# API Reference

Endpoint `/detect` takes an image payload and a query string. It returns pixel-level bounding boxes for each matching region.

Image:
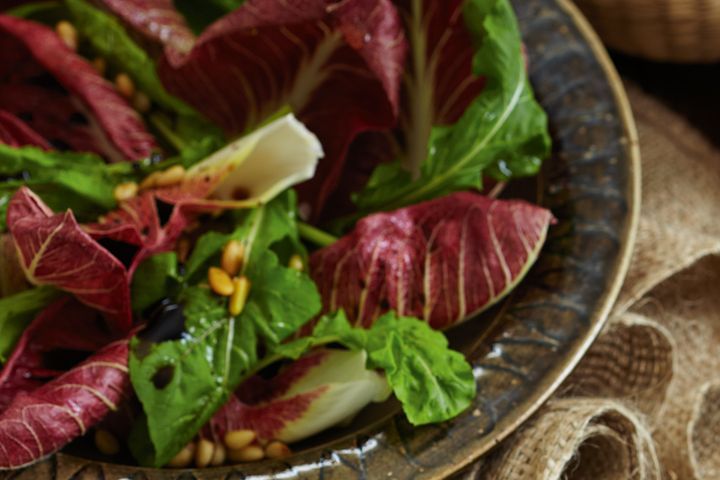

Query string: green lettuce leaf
[129,286,259,466]
[0,145,129,229]
[354,0,550,212]
[311,311,476,425]
[129,193,320,466]
[0,286,60,362]
[131,252,180,312]
[184,190,304,283]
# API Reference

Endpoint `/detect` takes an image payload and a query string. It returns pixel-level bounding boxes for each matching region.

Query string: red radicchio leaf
[204,349,390,444]
[309,192,555,330]
[317,130,398,223]
[157,0,406,219]
[397,0,486,174]
[84,191,201,275]
[0,337,130,470]
[93,0,195,56]
[0,15,156,162]
[7,187,132,332]
[0,110,50,149]
[0,297,119,410]
[318,0,486,217]
[203,351,329,443]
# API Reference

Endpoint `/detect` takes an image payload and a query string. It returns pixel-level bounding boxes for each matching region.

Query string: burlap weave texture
[460,81,720,480]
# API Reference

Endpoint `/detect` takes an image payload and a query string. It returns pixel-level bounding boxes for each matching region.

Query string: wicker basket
[574,0,720,63]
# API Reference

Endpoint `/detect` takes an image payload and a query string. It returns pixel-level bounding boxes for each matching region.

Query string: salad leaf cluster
[0,0,552,471]
[129,192,475,466]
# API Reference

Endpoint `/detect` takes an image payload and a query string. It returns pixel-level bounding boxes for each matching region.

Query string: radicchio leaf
[84,191,190,275]
[0,336,130,470]
[0,297,118,410]
[0,15,156,162]
[0,110,50,149]
[204,349,390,443]
[310,192,554,330]
[7,187,132,332]
[93,0,196,56]
[157,0,406,218]
[398,0,486,175]
[354,0,551,212]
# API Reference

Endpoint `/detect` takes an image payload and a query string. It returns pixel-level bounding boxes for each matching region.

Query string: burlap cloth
[457,72,720,479]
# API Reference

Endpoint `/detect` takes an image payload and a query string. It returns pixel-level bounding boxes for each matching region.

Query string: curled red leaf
[0,15,156,162]
[0,110,50,149]
[310,192,555,330]
[85,191,191,275]
[158,0,406,218]
[204,349,388,444]
[0,297,119,411]
[204,351,328,443]
[7,187,132,332]
[0,337,130,470]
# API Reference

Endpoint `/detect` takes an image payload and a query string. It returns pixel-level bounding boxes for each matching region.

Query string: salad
[0,0,553,471]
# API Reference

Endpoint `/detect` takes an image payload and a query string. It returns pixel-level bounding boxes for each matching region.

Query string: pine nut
[265,441,291,459]
[155,165,186,188]
[167,442,195,468]
[288,254,304,272]
[224,429,256,450]
[221,240,245,276]
[113,182,138,202]
[209,267,234,297]
[229,276,251,316]
[139,171,160,190]
[132,92,151,113]
[194,438,214,468]
[227,445,264,463]
[92,57,107,76]
[115,73,135,99]
[211,442,226,466]
[94,429,120,456]
[55,21,78,50]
